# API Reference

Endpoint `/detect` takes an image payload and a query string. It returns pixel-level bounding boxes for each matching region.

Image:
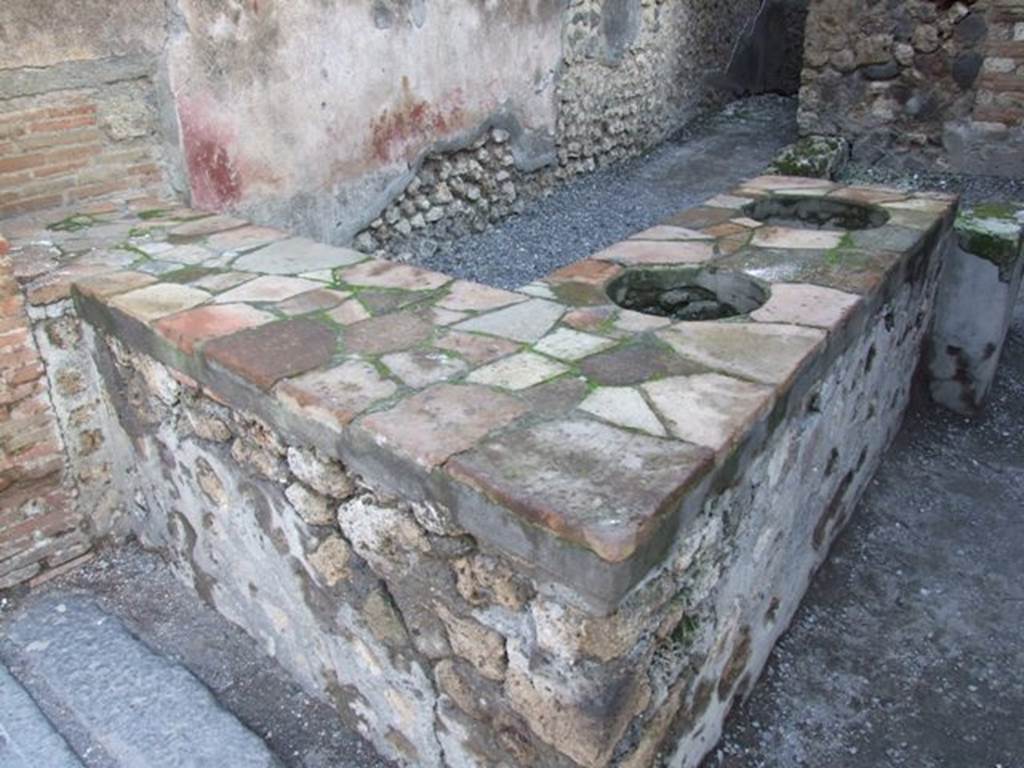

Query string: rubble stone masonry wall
[357,0,761,255]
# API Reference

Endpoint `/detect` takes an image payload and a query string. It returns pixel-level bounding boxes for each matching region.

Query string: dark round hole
[743,195,889,230]
[606,267,768,321]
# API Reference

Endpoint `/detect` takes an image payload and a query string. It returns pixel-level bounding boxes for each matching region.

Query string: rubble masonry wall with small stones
[353,0,761,258]
[73,229,945,768]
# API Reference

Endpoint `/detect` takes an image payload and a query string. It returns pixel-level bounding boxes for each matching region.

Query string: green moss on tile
[47,214,99,232]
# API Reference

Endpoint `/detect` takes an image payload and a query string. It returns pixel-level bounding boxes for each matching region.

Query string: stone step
[0,596,281,768]
[0,664,83,768]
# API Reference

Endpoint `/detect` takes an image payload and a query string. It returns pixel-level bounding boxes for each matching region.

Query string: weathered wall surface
[357,0,762,254]
[799,0,1024,175]
[0,0,174,217]
[165,0,565,243]
[164,0,761,250]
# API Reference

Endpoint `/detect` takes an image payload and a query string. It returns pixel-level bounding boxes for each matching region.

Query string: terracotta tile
[434,330,521,364]
[276,288,350,316]
[593,240,715,266]
[751,227,845,250]
[467,352,568,390]
[578,387,667,437]
[358,383,528,469]
[380,349,469,388]
[155,303,275,354]
[751,283,861,330]
[579,337,707,386]
[533,327,617,361]
[168,215,247,240]
[437,280,526,312]
[215,275,322,304]
[190,271,256,293]
[337,259,451,291]
[452,299,565,343]
[343,310,434,355]
[446,417,713,562]
[203,318,339,390]
[74,271,156,300]
[644,374,775,455]
[546,259,623,286]
[275,359,398,432]
[327,299,372,326]
[563,305,617,332]
[206,225,289,253]
[657,321,825,386]
[234,237,365,274]
[109,283,211,322]
[629,225,714,241]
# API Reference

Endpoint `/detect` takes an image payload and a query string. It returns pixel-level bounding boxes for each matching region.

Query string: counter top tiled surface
[2,177,957,607]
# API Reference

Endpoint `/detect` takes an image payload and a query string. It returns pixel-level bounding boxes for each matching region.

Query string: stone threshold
[10,178,956,614]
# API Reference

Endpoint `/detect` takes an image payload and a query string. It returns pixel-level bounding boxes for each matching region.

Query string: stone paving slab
[0,597,279,768]
[234,237,365,274]
[358,383,528,470]
[0,665,82,768]
[204,318,339,390]
[452,298,565,342]
[657,321,826,387]
[447,418,714,562]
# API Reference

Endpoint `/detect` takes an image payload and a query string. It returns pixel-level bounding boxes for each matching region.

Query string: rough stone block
[928,203,1024,414]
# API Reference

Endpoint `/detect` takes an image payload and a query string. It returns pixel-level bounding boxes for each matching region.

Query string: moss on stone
[955,204,1022,279]
[162,266,218,284]
[767,135,849,180]
[824,232,856,265]
[47,213,99,232]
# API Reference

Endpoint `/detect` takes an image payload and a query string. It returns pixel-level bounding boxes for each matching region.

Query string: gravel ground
[708,290,1024,768]
[839,162,1024,207]
[406,95,797,289]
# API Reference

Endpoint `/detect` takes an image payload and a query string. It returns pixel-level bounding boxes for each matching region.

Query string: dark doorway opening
[724,0,810,96]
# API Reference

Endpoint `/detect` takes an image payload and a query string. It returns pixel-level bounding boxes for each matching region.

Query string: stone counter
[5,177,955,767]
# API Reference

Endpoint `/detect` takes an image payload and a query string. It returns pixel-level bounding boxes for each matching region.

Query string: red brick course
[973,1,1024,127]
[0,92,167,218]
[0,249,87,589]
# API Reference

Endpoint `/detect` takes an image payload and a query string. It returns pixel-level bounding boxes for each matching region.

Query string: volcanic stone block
[928,204,1024,415]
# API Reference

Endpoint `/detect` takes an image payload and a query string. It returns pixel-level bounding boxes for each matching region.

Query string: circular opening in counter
[743,195,889,230]
[606,267,768,321]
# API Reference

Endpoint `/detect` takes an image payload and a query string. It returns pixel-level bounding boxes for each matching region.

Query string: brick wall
[0,244,89,589]
[974,2,1024,126]
[0,89,167,219]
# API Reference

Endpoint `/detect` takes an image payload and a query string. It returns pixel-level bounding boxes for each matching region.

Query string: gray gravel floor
[407,95,798,289]
[839,162,1024,207]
